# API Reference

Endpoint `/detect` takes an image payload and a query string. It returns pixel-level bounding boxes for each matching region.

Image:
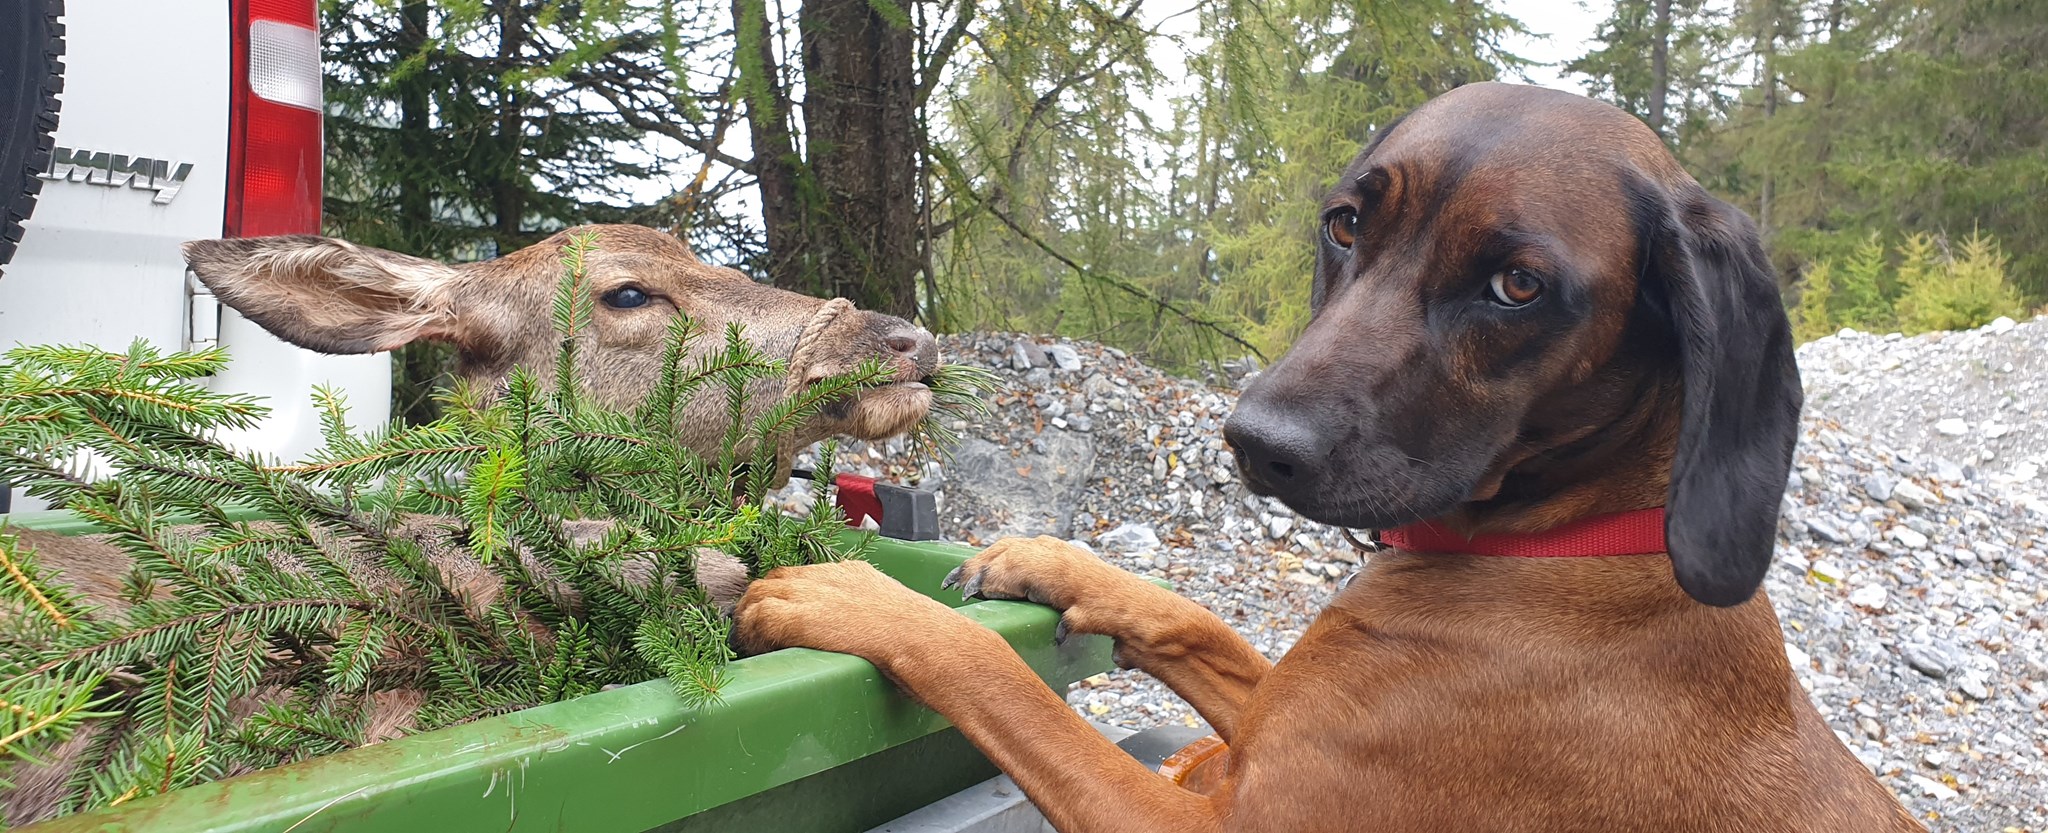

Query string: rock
[1005,340,1044,371]
[1080,373,1119,400]
[1811,561,1846,583]
[1958,675,1994,702]
[1892,480,1940,510]
[1848,584,1888,610]
[1097,523,1161,553]
[1932,458,1966,483]
[1901,642,1957,679]
[1936,418,1970,437]
[1907,774,1960,801]
[944,434,1095,539]
[1267,515,1294,540]
[1864,474,1896,502]
[1045,344,1083,372]
[1986,315,2017,334]
[1806,516,1846,543]
[1889,526,1930,549]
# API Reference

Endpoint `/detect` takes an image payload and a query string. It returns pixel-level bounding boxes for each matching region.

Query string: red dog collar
[1379,508,1667,557]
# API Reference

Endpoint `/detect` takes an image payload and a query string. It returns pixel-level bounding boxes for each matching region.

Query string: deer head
[181,224,939,470]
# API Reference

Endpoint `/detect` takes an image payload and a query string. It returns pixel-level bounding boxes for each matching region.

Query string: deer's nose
[878,319,939,378]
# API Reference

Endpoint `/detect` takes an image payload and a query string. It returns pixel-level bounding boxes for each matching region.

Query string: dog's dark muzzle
[1223,393,1335,502]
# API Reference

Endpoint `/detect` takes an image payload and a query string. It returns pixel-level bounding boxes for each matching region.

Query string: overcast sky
[1502,0,1609,91]
[620,1,1612,215]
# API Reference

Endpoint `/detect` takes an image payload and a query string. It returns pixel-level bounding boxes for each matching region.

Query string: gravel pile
[795,318,2048,832]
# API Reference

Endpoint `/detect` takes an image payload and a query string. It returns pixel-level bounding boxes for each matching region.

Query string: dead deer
[1,225,943,823]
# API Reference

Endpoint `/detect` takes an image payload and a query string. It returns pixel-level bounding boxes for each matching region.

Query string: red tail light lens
[226,0,322,238]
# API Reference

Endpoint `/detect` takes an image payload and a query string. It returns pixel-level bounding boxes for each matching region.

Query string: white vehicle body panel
[1,2,390,510]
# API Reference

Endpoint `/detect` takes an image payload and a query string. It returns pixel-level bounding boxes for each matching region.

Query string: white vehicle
[1,0,390,513]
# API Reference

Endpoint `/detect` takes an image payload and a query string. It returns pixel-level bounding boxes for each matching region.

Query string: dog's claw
[960,572,985,599]
[941,566,964,590]
[1053,616,1071,646]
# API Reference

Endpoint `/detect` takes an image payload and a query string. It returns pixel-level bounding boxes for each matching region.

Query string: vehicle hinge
[185,270,220,352]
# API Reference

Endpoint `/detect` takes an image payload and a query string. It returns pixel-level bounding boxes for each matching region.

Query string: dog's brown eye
[1324,210,1359,249]
[1488,269,1543,307]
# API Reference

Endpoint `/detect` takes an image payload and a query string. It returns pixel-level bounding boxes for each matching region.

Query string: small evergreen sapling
[0,231,992,821]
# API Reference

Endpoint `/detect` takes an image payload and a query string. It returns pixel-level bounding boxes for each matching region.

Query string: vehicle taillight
[226,0,321,238]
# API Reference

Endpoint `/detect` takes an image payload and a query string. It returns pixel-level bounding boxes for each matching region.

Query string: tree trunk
[797,0,921,318]
[1648,0,1671,137]
[1757,0,1783,287]
[734,0,811,293]
[491,0,527,252]
[397,0,431,241]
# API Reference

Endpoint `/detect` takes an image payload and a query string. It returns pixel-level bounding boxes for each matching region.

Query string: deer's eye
[1487,269,1544,307]
[602,287,650,309]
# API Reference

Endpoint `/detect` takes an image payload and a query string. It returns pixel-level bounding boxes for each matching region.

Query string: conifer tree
[0,233,993,821]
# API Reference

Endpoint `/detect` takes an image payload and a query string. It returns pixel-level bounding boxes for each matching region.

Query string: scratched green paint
[6,510,1117,833]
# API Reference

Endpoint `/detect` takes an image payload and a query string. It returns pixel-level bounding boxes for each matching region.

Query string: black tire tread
[0,0,67,275]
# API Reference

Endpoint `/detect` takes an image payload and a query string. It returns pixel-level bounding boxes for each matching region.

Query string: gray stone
[1097,523,1161,553]
[1900,642,1957,679]
[942,434,1095,539]
[1045,344,1083,372]
[1892,480,1940,510]
[1005,340,1041,371]
[1807,517,1846,543]
[1848,584,1888,610]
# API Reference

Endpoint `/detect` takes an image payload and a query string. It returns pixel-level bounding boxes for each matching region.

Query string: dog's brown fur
[734,84,1925,831]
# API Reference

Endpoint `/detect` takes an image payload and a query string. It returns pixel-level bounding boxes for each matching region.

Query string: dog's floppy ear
[1633,179,1804,607]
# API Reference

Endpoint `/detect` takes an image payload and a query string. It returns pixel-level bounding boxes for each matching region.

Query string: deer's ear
[182,235,466,354]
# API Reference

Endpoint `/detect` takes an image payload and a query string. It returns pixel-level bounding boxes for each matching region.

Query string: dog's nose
[1223,405,1331,498]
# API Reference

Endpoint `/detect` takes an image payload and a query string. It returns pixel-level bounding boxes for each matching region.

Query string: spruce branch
[0,231,997,821]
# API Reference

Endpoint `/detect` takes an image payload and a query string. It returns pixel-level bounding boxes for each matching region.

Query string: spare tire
[0,0,66,276]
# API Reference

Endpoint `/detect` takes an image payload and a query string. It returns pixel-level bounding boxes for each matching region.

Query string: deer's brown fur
[3,224,936,825]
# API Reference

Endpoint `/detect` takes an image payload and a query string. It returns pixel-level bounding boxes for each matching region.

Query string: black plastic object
[790,468,941,541]
[0,0,65,275]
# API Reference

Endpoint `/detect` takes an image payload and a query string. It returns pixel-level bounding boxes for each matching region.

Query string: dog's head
[1223,82,1802,607]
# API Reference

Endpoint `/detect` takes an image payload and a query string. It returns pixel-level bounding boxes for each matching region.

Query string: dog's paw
[940,536,1145,644]
[733,559,959,661]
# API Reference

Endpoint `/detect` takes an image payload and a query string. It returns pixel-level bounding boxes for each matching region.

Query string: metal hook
[1341,527,1383,554]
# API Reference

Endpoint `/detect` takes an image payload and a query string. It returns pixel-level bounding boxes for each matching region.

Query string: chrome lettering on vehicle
[39,147,194,205]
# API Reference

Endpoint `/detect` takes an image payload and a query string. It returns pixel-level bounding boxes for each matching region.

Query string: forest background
[314,0,2046,421]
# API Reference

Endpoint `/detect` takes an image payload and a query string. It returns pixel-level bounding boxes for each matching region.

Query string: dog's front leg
[736,560,1221,833]
[943,536,1272,740]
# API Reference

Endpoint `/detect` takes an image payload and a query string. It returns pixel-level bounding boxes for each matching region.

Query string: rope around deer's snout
[785,297,857,397]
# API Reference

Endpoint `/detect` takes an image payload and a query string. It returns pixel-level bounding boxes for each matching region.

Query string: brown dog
[735,83,1925,832]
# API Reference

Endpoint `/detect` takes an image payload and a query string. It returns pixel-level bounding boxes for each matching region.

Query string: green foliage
[1895,233,2030,334]
[929,0,1528,371]
[1792,231,2027,341]
[0,236,988,821]
[1585,0,2048,303]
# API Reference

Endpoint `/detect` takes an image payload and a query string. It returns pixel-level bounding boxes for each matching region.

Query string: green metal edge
[3,513,1116,833]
